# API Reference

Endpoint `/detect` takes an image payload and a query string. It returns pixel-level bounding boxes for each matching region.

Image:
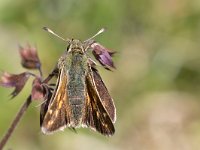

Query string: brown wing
[91,67,116,123]
[41,68,71,134]
[40,66,59,126]
[83,67,115,136]
[40,87,52,127]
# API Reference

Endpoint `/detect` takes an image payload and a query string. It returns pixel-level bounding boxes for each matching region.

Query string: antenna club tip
[97,28,106,35]
[101,27,107,32]
[102,28,106,31]
[43,27,49,31]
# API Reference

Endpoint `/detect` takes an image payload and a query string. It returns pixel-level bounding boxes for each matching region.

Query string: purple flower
[0,72,30,98]
[90,42,115,70]
[19,45,41,69]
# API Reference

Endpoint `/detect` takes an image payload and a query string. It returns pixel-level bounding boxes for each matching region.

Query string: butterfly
[40,28,116,136]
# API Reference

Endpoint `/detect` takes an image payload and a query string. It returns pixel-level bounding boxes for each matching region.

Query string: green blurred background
[1,0,200,149]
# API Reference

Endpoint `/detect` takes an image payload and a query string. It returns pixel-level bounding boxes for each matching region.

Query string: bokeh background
[0,0,200,150]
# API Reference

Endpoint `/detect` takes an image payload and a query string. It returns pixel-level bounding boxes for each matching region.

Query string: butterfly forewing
[41,68,71,134]
[83,66,115,136]
[91,67,116,123]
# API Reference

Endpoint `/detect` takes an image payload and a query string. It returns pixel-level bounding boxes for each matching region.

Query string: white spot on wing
[41,125,67,135]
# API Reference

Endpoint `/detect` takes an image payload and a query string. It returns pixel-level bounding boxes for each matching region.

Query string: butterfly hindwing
[40,89,51,127]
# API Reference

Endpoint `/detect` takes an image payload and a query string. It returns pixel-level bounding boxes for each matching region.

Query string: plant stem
[0,95,32,150]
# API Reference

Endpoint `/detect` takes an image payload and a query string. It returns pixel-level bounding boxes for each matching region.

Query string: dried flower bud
[19,45,41,69]
[90,42,115,70]
[0,72,30,98]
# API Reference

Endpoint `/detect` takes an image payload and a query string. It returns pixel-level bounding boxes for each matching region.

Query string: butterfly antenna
[43,27,70,42]
[84,28,106,42]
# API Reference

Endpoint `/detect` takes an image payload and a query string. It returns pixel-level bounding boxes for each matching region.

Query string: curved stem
[0,95,32,150]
